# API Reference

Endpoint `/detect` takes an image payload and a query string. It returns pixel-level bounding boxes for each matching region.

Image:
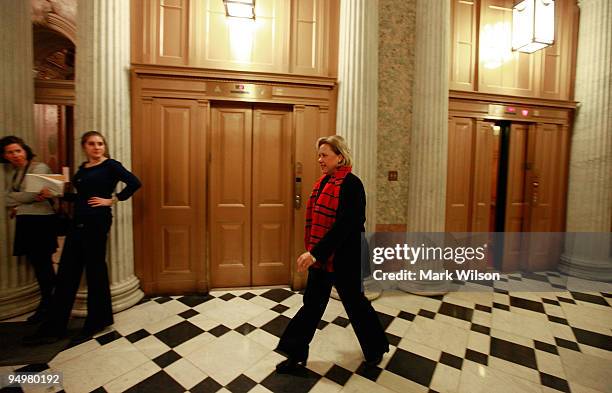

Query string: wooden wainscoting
[131,65,336,294]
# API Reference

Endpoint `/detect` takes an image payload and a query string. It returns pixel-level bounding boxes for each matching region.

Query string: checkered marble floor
[1,271,611,393]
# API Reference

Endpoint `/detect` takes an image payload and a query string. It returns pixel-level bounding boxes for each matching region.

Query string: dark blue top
[68,159,141,217]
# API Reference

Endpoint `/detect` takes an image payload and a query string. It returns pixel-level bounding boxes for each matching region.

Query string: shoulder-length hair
[0,135,35,163]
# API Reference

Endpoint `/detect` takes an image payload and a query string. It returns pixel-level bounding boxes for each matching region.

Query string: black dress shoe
[26,309,48,324]
[364,353,383,366]
[275,358,306,374]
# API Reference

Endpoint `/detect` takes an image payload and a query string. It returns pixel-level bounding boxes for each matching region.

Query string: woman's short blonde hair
[317,135,353,167]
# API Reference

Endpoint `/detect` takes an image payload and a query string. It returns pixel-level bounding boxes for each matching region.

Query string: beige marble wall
[376,0,417,226]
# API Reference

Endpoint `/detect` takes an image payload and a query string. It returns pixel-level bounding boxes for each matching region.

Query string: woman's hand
[35,187,54,201]
[297,252,316,273]
[88,197,113,207]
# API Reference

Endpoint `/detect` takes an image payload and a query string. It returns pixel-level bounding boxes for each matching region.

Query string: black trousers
[277,267,389,361]
[27,251,56,310]
[42,215,114,335]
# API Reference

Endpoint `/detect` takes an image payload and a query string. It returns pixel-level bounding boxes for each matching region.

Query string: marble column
[399,0,450,294]
[336,0,379,232]
[72,0,143,316]
[0,1,40,319]
[559,0,612,281]
[333,0,379,300]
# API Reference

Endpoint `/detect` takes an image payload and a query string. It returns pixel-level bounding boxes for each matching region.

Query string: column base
[0,282,39,320]
[559,253,612,282]
[72,275,144,317]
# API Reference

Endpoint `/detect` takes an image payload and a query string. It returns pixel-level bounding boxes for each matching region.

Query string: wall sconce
[223,0,255,19]
[512,0,555,53]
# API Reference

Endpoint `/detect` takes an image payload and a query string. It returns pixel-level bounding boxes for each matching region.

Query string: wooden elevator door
[210,103,293,288]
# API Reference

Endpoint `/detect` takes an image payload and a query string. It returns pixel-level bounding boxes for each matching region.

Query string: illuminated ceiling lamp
[223,0,256,19]
[512,0,555,53]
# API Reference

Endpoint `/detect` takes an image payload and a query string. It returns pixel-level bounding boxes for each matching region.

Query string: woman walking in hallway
[24,131,141,344]
[276,135,389,373]
[1,136,58,323]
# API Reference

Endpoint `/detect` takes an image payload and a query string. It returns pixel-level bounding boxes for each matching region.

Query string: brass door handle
[532,181,539,205]
[294,176,302,209]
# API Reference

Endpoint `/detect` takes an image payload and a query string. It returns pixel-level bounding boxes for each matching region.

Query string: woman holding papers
[275,136,389,373]
[1,136,57,323]
[25,131,141,345]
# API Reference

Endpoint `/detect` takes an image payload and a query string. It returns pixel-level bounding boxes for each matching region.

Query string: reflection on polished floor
[1,272,611,393]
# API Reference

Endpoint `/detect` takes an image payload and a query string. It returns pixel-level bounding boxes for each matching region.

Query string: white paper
[23,174,66,196]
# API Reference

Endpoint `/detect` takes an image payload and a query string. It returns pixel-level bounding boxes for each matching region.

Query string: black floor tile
[397,311,416,321]
[208,324,231,338]
[439,352,463,370]
[557,297,576,305]
[465,349,488,366]
[317,320,329,330]
[509,296,545,314]
[177,294,214,307]
[123,371,184,393]
[386,332,401,347]
[355,362,382,382]
[234,323,257,336]
[226,375,257,393]
[494,288,509,295]
[89,388,107,393]
[154,296,173,304]
[542,298,561,306]
[178,309,199,319]
[154,320,205,348]
[492,303,510,311]
[324,365,352,386]
[190,377,223,393]
[0,385,25,393]
[261,288,295,303]
[490,337,537,369]
[470,323,490,335]
[153,350,181,368]
[438,302,474,322]
[571,327,612,351]
[547,315,569,325]
[554,337,580,352]
[570,292,609,307]
[261,315,292,338]
[540,372,571,393]
[240,292,257,300]
[125,329,151,343]
[332,316,350,328]
[534,340,559,355]
[95,330,122,346]
[385,348,437,388]
[417,309,436,319]
[271,304,290,314]
[475,304,492,313]
[14,364,48,373]
[219,293,236,301]
[260,366,321,393]
[521,272,549,283]
[376,312,395,330]
[602,292,612,298]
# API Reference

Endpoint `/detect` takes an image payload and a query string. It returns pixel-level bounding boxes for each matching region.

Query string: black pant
[27,251,56,311]
[277,267,389,361]
[42,215,114,335]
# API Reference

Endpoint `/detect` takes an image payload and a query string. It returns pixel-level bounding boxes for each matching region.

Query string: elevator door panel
[210,106,253,287]
[252,108,292,285]
[210,104,292,288]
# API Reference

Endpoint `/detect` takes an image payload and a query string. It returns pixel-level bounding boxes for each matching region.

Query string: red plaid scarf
[304,166,352,272]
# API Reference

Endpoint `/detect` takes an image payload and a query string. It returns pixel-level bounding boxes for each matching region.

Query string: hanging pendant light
[512,0,555,53]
